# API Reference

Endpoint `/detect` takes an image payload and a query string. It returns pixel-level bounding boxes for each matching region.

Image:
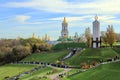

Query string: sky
[0,0,120,40]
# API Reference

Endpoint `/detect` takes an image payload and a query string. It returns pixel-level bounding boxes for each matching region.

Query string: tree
[106,25,116,47]
[101,31,108,47]
[12,45,30,61]
[32,44,37,53]
[85,27,92,47]
[78,34,86,43]
[116,33,120,42]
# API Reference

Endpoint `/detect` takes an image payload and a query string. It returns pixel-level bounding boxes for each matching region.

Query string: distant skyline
[0,0,120,40]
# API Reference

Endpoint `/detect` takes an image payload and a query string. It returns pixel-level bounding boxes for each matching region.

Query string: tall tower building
[92,15,101,48]
[32,33,35,38]
[61,17,68,38]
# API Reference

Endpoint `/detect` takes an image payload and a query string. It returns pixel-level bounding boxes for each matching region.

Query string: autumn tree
[101,31,108,47]
[78,34,86,43]
[106,25,116,47]
[0,39,31,64]
[85,27,92,47]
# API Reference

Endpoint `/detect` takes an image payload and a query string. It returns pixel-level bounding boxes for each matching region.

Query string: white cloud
[14,15,31,23]
[95,15,120,24]
[2,0,120,14]
[49,15,120,26]
[49,15,93,22]
[13,15,45,24]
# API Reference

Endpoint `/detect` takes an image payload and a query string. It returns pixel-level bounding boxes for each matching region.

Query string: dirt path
[49,68,71,80]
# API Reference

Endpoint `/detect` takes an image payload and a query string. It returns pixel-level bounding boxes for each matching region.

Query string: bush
[81,63,90,69]
[0,39,31,65]
[12,45,30,56]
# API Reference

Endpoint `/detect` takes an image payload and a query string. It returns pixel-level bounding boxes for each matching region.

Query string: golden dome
[63,17,67,23]
[95,15,98,20]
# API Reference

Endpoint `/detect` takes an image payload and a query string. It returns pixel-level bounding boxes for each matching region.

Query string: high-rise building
[92,15,101,48]
[61,17,68,38]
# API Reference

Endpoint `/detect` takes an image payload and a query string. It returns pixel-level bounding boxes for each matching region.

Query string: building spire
[32,33,35,38]
[63,17,67,23]
[95,15,98,20]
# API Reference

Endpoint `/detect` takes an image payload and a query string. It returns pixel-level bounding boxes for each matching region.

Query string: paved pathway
[62,48,83,61]
[49,68,71,80]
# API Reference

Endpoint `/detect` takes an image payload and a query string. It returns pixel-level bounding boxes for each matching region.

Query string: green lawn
[21,50,70,63]
[65,48,120,66]
[67,69,80,75]
[112,48,120,55]
[101,42,120,47]
[0,64,37,80]
[20,67,63,80]
[67,62,120,80]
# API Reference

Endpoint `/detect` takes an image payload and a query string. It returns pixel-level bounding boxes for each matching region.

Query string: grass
[20,67,63,80]
[21,50,70,63]
[67,62,120,80]
[52,42,86,50]
[101,42,120,47]
[67,69,80,75]
[112,48,120,55]
[65,48,120,66]
[21,48,120,66]
[0,64,37,80]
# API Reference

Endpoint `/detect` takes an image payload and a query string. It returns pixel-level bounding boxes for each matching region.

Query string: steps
[62,48,81,61]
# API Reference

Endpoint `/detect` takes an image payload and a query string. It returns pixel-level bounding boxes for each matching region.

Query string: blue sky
[0,0,120,40]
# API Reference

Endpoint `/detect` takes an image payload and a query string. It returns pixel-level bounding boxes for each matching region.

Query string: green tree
[32,44,37,53]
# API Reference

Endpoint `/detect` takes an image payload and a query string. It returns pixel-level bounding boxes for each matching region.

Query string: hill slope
[65,48,120,66]
[21,48,120,66]
[67,62,120,80]
[21,50,70,63]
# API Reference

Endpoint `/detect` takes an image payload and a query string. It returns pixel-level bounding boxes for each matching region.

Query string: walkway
[62,48,83,61]
[49,68,71,80]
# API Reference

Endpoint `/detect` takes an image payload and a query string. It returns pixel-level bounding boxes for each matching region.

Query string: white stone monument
[92,15,101,48]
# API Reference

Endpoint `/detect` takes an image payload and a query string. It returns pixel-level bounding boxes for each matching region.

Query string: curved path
[49,68,71,80]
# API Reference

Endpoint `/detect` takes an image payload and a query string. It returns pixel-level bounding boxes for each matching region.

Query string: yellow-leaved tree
[106,25,116,47]
[85,27,92,47]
